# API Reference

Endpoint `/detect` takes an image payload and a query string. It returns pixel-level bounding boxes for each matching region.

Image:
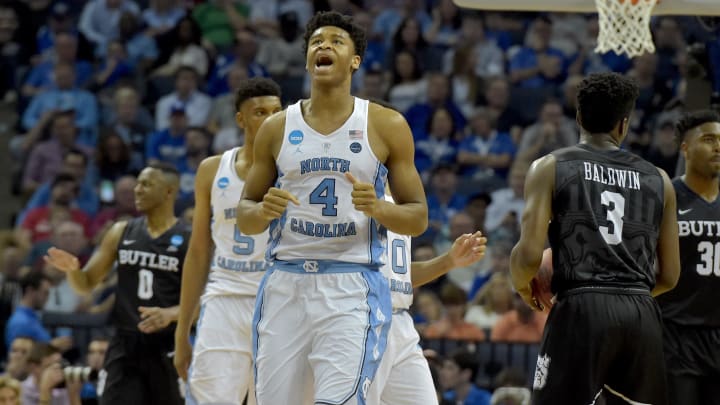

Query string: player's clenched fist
[346,172,381,217]
[259,187,300,220]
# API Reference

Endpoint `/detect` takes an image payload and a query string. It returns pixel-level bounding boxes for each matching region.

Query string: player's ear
[235,112,245,130]
[351,55,361,72]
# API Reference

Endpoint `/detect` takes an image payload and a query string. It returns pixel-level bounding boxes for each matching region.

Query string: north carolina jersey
[657,178,720,327]
[267,97,387,265]
[382,196,413,310]
[208,147,269,297]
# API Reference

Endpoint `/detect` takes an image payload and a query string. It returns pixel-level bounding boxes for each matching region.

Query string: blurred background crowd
[0,0,718,403]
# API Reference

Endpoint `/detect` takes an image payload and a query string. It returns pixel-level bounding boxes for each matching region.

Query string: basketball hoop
[594,0,659,57]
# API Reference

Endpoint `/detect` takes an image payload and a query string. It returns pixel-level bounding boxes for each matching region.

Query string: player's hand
[43,247,81,273]
[259,187,300,220]
[448,232,487,268]
[346,172,381,217]
[138,306,174,333]
[173,332,192,381]
[517,283,544,312]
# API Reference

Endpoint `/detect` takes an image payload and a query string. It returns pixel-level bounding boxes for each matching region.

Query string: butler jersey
[112,217,190,335]
[657,178,720,326]
[548,144,665,293]
[267,97,387,265]
[207,147,269,297]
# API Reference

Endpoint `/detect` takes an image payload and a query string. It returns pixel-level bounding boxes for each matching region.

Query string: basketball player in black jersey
[44,163,190,405]
[655,110,720,405]
[510,72,680,405]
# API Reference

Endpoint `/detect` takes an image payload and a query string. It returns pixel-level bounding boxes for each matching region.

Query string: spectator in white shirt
[154,66,211,130]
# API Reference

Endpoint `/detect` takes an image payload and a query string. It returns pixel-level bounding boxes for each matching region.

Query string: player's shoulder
[260,109,287,132]
[368,101,406,127]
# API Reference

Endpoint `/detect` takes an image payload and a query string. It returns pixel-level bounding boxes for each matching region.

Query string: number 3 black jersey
[657,178,720,327]
[111,217,191,335]
[548,144,665,293]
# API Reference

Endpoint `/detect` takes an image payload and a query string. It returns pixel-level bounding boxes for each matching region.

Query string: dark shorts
[99,332,183,405]
[663,321,720,405]
[532,288,668,405]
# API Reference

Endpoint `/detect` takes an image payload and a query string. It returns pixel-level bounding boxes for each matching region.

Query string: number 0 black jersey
[548,144,665,294]
[657,178,720,327]
[111,217,190,335]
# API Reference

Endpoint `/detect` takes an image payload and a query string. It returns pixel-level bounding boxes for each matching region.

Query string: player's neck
[145,206,178,237]
[579,133,620,150]
[235,145,253,179]
[308,81,354,116]
[682,170,720,202]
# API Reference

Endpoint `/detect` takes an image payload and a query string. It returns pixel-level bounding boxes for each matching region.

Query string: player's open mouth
[315,55,334,71]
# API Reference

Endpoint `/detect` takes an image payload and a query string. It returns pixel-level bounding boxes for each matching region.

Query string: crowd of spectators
[0,0,719,403]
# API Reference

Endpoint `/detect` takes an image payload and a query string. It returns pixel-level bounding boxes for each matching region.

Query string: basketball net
[594,0,658,57]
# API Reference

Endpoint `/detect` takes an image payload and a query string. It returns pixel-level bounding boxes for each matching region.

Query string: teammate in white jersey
[368,195,487,405]
[238,11,428,405]
[173,78,282,405]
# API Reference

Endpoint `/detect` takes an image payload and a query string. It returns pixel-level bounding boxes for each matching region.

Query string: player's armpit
[653,168,680,296]
[510,155,555,305]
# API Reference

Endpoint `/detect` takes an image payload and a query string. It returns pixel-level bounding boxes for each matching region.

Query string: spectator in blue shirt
[405,73,466,140]
[206,28,268,97]
[509,16,568,88]
[175,126,211,213]
[146,101,188,166]
[22,63,99,146]
[22,32,94,99]
[424,165,467,241]
[440,349,492,405]
[415,108,460,176]
[457,108,516,180]
[4,272,72,352]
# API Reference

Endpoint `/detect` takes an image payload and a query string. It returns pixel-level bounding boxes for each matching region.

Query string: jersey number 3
[599,191,625,245]
[697,241,720,276]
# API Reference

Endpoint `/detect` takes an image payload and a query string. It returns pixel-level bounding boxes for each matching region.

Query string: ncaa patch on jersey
[217,177,230,189]
[350,142,362,153]
[289,130,304,145]
[170,235,184,246]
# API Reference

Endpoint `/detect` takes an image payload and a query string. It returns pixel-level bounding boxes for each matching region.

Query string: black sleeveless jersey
[548,144,665,294]
[657,178,720,326]
[111,217,190,338]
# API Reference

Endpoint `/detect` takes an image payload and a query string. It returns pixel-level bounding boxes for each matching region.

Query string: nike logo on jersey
[123,240,135,245]
[679,209,693,215]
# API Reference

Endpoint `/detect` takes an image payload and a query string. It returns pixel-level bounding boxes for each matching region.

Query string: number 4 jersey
[548,144,665,294]
[268,97,387,265]
[113,217,191,335]
[657,178,720,327]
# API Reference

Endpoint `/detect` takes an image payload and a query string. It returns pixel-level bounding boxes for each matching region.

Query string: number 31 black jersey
[548,144,665,294]
[657,178,720,327]
[111,217,191,334]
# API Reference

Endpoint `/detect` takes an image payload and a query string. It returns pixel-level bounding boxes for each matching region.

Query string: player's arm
[411,232,487,287]
[367,105,428,236]
[175,156,219,338]
[44,222,126,295]
[652,168,680,297]
[509,155,555,310]
[237,113,298,234]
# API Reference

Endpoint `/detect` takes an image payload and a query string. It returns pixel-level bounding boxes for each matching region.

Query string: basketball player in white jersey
[237,11,428,405]
[369,207,487,405]
[173,78,282,405]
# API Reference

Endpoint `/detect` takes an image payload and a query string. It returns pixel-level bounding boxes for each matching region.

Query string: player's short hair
[448,348,480,382]
[146,162,180,187]
[303,11,366,60]
[675,109,720,142]
[20,272,49,295]
[234,77,282,112]
[576,72,640,134]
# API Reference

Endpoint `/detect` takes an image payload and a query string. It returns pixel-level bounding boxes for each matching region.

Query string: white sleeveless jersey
[381,195,414,310]
[207,147,269,297]
[267,97,388,265]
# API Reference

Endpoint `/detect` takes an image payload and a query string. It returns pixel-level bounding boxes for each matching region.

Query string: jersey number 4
[599,191,625,245]
[310,178,339,216]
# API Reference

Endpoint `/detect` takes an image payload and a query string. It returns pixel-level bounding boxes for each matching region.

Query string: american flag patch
[349,129,363,140]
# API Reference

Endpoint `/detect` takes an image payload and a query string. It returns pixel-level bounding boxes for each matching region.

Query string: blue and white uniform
[366,197,438,405]
[253,97,392,405]
[187,147,268,405]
